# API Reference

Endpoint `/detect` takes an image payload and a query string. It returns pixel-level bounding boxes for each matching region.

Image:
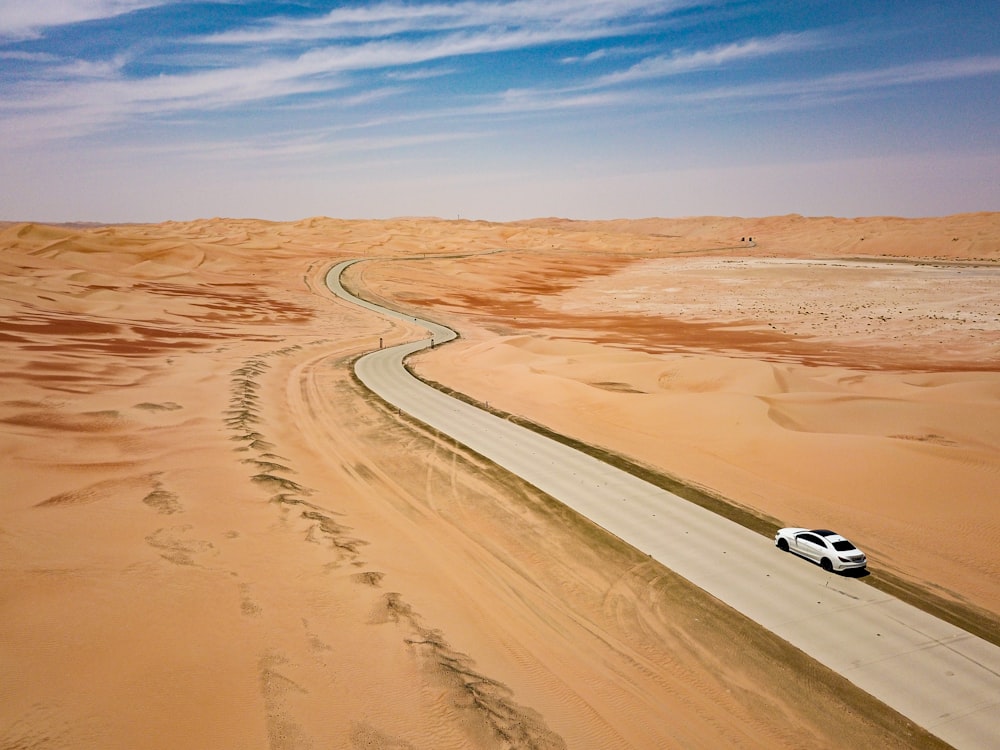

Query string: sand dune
[3,214,994,748]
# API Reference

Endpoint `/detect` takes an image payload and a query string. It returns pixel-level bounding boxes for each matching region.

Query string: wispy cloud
[0,0,168,40]
[100,124,490,164]
[384,66,457,82]
[593,32,827,87]
[677,55,1000,104]
[561,46,650,65]
[485,87,636,115]
[202,0,688,46]
[0,9,692,143]
[0,53,351,145]
[52,55,130,81]
[0,50,60,62]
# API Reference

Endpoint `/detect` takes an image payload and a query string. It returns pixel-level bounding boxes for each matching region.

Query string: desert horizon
[2,212,997,748]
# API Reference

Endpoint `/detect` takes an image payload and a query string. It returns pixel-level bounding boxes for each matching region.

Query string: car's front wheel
[820,557,833,572]
[777,538,789,552]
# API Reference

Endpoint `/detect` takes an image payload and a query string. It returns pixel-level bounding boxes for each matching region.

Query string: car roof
[781,528,857,546]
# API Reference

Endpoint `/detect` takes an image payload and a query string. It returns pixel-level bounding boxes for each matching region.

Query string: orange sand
[3,214,995,748]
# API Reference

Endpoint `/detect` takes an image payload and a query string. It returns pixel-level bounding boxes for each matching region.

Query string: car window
[832,540,857,552]
[798,533,822,545]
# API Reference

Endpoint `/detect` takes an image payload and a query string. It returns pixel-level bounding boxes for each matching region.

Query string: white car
[774,528,867,572]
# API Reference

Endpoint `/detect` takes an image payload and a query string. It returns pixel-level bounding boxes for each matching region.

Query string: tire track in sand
[226,339,568,749]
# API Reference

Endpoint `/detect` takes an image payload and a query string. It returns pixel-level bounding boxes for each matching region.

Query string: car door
[794,533,825,563]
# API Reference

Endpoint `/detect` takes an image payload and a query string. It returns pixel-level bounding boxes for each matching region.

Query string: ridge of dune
[512,212,999,260]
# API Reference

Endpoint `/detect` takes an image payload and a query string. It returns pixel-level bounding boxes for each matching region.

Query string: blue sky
[1,1,997,222]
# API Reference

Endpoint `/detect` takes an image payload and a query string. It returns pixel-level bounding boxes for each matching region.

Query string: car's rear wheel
[820,557,833,572]
[777,538,789,552]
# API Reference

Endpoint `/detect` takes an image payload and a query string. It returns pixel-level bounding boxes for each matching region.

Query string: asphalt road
[327,259,1000,750]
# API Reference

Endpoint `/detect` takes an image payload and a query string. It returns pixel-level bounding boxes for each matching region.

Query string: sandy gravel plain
[1,213,997,748]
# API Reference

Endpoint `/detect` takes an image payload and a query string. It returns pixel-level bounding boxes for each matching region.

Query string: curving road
[327,259,1000,750]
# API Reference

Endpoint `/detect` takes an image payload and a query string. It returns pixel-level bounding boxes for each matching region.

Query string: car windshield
[832,540,857,552]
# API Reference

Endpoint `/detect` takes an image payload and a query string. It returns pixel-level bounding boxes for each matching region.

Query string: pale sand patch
[544,257,1000,367]
[2,215,989,748]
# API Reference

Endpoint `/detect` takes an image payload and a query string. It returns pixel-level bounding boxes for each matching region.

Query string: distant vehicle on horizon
[775,528,867,572]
